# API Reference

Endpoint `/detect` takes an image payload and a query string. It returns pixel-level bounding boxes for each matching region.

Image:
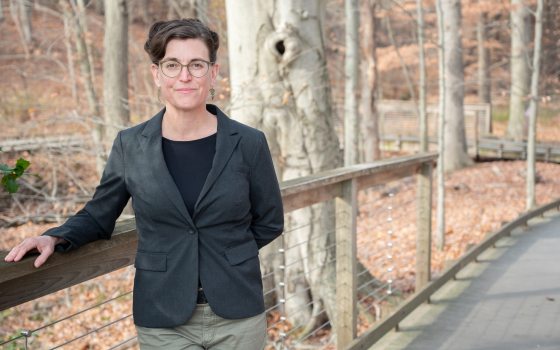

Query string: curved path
[371,210,560,350]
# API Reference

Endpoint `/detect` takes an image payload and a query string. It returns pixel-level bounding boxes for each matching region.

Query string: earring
[210,87,215,101]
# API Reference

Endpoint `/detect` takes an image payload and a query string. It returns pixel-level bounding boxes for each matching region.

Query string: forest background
[1,0,560,349]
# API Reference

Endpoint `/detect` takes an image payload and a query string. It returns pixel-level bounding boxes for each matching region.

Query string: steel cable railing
[106,335,138,350]
[50,313,133,349]
[0,290,133,348]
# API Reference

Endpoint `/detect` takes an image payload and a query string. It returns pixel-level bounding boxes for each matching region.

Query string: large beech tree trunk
[226,0,380,333]
[226,1,340,331]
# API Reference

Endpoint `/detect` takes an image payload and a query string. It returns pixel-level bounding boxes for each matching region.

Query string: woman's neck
[162,105,217,141]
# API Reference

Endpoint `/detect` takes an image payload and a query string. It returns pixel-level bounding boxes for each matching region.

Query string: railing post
[336,178,358,349]
[474,113,480,160]
[416,161,433,291]
[485,103,492,134]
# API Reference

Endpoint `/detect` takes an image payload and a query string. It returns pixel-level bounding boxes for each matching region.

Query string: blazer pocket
[134,251,167,272]
[225,240,259,265]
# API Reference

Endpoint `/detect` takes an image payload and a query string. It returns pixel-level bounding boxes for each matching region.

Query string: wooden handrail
[0,152,437,347]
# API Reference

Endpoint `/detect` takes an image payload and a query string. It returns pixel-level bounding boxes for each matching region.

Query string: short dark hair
[144,19,219,64]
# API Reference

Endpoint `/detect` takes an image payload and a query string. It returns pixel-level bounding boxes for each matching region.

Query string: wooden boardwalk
[381,135,560,164]
[369,210,560,350]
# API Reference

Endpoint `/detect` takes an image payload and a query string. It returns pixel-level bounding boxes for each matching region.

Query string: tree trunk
[508,0,531,141]
[417,0,427,153]
[140,0,151,25]
[9,0,31,56]
[168,0,196,19]
[93,0,104,15]
[345,0,359,166]
[196,0,208,24]
[17,0,32,44]
[359,0,380,162]
[385,15,416,102]
[129,0,150,24]
[477,10,491,104]
[442,0,471,172]
[103,0,129,147]
[526,0,544,210]
[227,0,381,334]
[62,6,78,104]
[61,0,103,175]
[436,0,446,250]
[76,0,95,85]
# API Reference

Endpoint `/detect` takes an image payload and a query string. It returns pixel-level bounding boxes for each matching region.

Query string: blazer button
[188,229,196,235]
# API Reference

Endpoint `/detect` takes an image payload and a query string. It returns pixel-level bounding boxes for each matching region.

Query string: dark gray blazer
[44,104,284,328]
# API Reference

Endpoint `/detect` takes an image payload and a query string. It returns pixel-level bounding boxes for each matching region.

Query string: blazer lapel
[193,106,241,216]
[138,108,195,226]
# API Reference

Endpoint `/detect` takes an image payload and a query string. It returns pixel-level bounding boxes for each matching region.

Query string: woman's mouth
[175,88,196,94]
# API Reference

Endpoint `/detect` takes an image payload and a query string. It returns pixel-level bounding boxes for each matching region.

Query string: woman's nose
[178,66,192,81]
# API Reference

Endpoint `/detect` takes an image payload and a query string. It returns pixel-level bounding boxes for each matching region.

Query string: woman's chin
[167,97,206,111]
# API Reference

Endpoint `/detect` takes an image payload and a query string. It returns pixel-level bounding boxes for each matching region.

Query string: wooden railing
[379,135,560,164]
[348,196,560,350]
[377,100,492,140]
[0,153,437,349]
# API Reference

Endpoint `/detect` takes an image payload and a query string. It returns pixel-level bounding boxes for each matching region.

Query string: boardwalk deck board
[370,211,560,350]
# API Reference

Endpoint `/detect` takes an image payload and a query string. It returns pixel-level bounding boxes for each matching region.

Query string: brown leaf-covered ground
[2,160,560,349]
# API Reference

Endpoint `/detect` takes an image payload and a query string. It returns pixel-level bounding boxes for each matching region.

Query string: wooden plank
[336,179,358,349]
[356,164,421,191]
[281,182,341,212]
[347,198,560,349]
[0,219,137,311]
[281,154,438,212]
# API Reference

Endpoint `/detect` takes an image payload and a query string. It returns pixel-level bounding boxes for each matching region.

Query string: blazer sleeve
[249,132,284,249]
[43,132,131,252]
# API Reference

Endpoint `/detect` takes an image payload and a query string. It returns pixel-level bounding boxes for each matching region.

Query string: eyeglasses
[159,59,213,78]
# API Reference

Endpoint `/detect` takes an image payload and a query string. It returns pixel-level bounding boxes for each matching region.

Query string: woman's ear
[210,63,220,86]
[151,64,161,87]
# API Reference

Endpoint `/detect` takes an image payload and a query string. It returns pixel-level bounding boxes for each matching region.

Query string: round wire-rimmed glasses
[159,59,213,78]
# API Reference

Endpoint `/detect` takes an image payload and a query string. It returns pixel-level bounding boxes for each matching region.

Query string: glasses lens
[161,61,181,77]
[187,60,210,78]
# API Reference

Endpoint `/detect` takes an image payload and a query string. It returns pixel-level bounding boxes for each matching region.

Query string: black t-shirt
[162,133,217,217]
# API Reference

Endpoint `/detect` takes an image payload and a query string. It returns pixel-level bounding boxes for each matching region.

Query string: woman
[5,19,284,350]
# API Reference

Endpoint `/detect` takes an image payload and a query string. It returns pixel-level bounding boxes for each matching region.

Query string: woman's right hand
[4,236,65,268]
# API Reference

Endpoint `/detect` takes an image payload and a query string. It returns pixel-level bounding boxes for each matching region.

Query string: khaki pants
[136,304,267,350]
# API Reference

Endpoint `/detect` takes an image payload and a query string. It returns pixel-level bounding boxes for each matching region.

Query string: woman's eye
[191,62,204,69]
[165,63,179,69]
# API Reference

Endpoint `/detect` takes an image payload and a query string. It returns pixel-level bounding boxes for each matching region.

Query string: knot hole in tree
[275,40,286,56]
